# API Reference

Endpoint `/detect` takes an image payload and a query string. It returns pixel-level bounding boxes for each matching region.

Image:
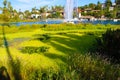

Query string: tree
[24,10,31,19]
[95,1,102,10]
[115,0,120,4]
[51,12,61,18]
[88,3,96,9]
[32,7,37,14]
[7,2,13,12]
[3,0,7,8]
[39,6,47,13]
[7,2,13,19]
[105,0,112,7]
[53,5,63,11]
[1,0,14,22]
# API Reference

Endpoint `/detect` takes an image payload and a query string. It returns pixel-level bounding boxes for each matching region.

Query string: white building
[109,7,114,11]
[31,14,41,19]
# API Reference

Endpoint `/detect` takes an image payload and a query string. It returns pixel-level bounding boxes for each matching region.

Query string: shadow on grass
[49,33,97,54]
[2,26,22,80]
[0,66,10,80]
[34,33,97,64]
[44,52,67,62]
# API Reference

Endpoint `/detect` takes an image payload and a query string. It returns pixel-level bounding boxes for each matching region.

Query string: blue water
[1,19,120,26]
[82,20,120,25]
[11,20,63,26]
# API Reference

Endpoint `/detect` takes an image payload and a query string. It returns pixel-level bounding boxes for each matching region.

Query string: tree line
[80,0,120,19]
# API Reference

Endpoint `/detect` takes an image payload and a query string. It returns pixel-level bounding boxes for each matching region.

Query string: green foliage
[31,24,43,29]
[0,24,120,80]
[96,29,120,62]
[3,0,7,8]
[116,0,120,18]
[42,23,120,31]
[28,69,61,80]
[49,12,61,18]
[20,53,120,80]
[0,24,41,34]
[0,24,119,35]
[105,0,112,7]
[105,11,113,18]
[67,53,120,80]
[34,34,51,41]
[79,0,120,18]
[21,46,49,54]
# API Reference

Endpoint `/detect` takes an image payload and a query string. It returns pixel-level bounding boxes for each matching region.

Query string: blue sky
[0,0,115,12]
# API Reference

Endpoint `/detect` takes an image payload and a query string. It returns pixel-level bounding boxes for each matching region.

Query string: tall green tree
[7,2,13,18]
[32,7,37,14]
[24,10,31,19]
[39,6,47,13]
[104,0,112,18]
[3,0,7,8]
[105,0,112,7]
[88,3,96,9]
[95,1,102,10]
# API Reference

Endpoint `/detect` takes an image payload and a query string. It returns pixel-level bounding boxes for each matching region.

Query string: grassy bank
[0,23,120,80]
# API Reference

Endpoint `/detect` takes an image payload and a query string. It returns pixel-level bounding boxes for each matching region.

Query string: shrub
[34,34,51,41]
[21,46,49,54]
[96,29,120,62]
[67,53,120,80]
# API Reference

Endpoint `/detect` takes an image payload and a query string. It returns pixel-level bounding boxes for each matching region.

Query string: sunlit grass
[0,23,120,79]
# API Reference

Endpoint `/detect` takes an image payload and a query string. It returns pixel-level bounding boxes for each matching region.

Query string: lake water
[1,19,120,26]
[82,20,120,25]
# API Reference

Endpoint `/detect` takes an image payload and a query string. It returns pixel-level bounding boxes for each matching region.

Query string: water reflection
[0,19,120,26]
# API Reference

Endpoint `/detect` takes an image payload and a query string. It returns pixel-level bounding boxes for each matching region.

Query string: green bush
[67,53,120,80]
[34,34,51,41]
[21,46,49,54]
[96,29,120,62]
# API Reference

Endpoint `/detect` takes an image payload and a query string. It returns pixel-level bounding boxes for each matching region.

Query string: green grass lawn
[0,24,120,80]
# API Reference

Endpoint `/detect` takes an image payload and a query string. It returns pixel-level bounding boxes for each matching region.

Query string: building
[109,7,114,11]
[84,8,92,13]
[31,14,41,19]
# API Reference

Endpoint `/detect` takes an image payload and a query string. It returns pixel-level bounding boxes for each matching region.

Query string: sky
[0,0,115,12]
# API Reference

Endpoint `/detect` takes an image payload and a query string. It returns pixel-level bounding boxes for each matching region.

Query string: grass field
[0,23,120,80]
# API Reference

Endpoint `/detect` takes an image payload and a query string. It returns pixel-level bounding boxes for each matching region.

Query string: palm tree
[105,0,112,7]
[39,6,47,13]
[7,2,13,18]
[32,7,36,13]
[95,1,102,10]
[3,0,7,8]
[8,2,13,11]
[24,10,31,19]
